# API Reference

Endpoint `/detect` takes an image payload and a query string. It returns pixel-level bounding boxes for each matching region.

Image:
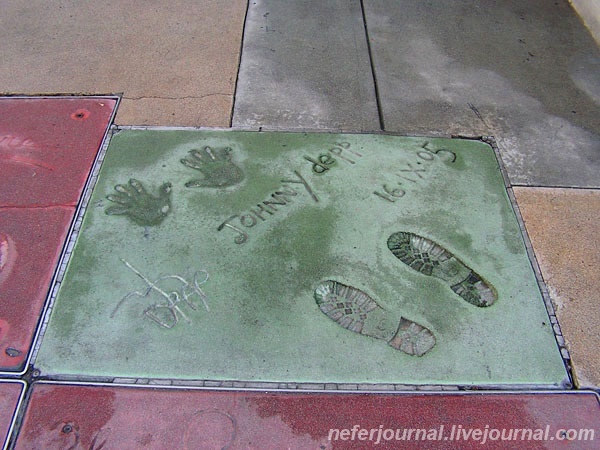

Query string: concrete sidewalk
[1,0,599,448]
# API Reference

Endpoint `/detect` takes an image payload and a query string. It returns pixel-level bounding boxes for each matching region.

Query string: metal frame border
[481,135,574,388]
[24,378,600,400]
[0,379,26,450]
[28,126,576,392]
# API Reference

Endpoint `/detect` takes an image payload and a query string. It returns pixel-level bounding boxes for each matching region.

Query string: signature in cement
[111,259,209,329]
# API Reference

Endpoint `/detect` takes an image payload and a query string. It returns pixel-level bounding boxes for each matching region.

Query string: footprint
[314,280,435,356]
[387,231,496,307]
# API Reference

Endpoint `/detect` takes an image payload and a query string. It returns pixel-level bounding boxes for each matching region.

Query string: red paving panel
[0,97,116,207]
[14,384,599,449]
[0,207,74,371]
[0,381,24,449]
[0,96,115,372]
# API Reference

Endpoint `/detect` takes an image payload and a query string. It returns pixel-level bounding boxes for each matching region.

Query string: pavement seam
[122,94,231,101]
[24,121,118,381]
[486,136,575,389]
[511,185,600,191]
[2,379,27,450]
[360,0,385,131]
[230,0,252,128]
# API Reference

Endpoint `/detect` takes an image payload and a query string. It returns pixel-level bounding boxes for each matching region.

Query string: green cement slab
[34,130,568,387]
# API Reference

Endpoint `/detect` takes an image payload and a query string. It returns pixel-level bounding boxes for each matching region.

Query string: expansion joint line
[360,0,385,131]
[230,0,252,127]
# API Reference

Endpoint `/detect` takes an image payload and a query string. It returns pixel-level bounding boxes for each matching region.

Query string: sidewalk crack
[123,94,231,101]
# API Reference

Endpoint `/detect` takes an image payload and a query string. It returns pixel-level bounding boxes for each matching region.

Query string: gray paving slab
[233,0,380,131]
[0,1,247,126]
[364,0,600,187]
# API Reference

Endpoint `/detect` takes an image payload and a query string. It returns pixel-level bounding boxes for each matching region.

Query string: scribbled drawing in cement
[387,232,497,307]
[0,134,53,170]
[46,420,108,450]
[105,179,172,226]
[314,280,436,356]
[88,428,110,450]
[111,259,209,329]
[0,233,16,287]
[0,135,37,150]
[48,420,81,449]
[181,146,244,188]
[183,409,236,450]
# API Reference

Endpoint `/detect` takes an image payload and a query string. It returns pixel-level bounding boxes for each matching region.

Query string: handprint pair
[105,146,243,226]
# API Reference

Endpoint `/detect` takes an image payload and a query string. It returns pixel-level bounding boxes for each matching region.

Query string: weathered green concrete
[35,130,568,386]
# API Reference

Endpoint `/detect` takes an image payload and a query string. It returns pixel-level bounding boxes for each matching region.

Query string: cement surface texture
[233,0,380,131]
[363,0,600,187]
[0,1,246,127]
[514,187,600,389]
[16,384,600,450]
[35,130,566,387]
[0,382,23,449]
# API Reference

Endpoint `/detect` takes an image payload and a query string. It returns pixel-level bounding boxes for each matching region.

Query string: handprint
[105,179,172,226]
[181,146,244,188]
